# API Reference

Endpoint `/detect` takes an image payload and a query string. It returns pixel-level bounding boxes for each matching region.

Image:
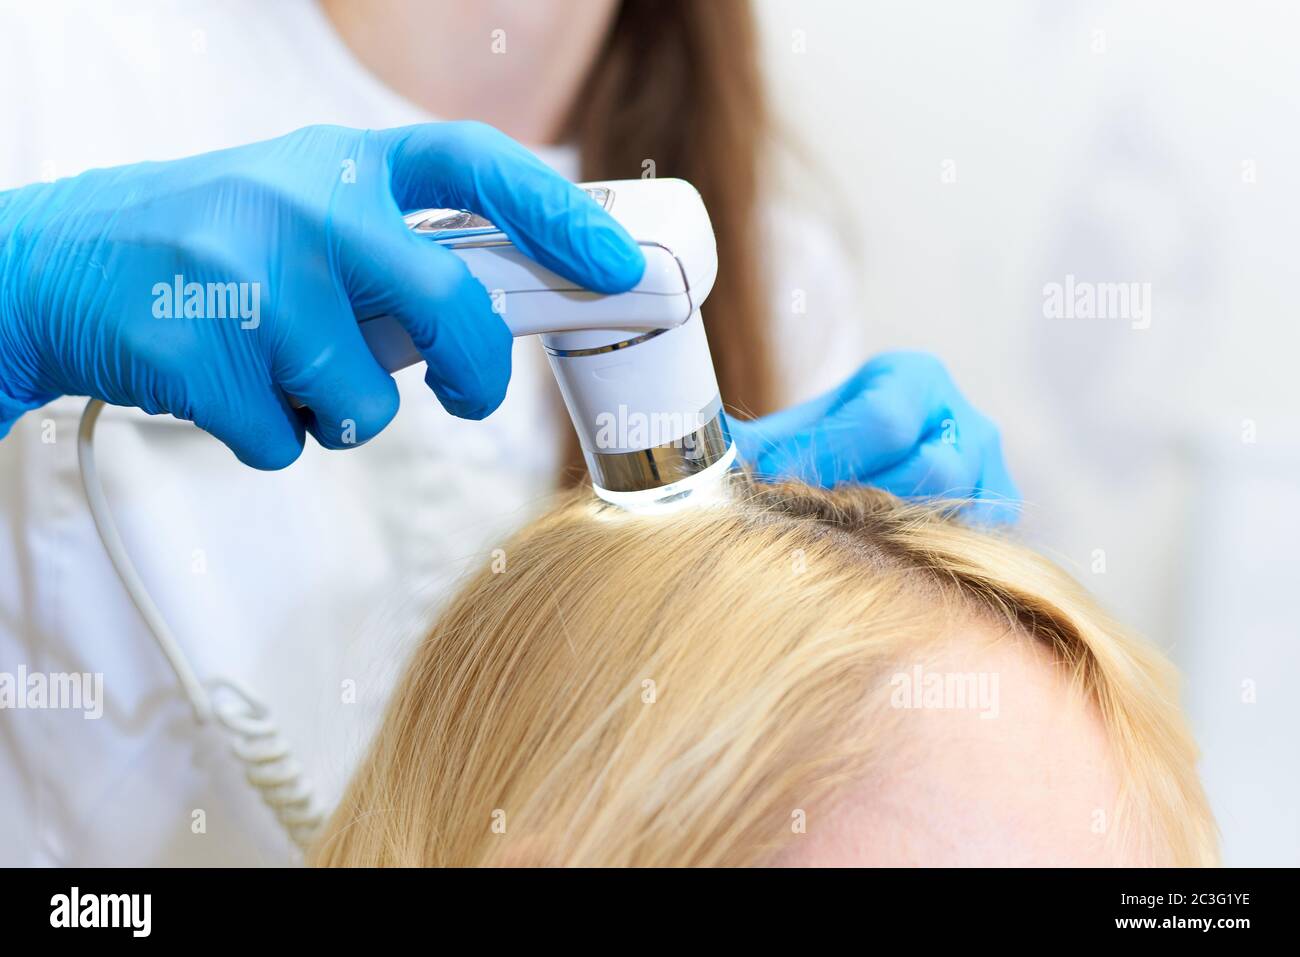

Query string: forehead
[775,620,1147,866]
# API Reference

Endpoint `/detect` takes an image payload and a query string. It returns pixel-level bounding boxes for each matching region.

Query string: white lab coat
[0,0,867,864]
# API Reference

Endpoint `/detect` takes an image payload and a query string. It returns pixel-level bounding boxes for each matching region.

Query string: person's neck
[317,0,617,145]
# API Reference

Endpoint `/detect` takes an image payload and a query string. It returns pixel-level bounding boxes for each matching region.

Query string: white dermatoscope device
[75,178,735,851]
[371,177,736,511]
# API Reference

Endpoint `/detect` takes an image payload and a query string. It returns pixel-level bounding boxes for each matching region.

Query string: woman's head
[313,479,1216,866]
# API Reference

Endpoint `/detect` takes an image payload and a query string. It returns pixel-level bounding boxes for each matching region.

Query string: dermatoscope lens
[593,440,737,515]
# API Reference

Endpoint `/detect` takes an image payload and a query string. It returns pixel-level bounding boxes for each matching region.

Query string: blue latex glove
[0,122,645,468]
[730,351,1020,524]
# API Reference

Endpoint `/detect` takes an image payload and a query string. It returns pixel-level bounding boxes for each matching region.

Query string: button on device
[583,186,613,210]
[406,187,614,243]
[414,210,494,231]
[406,209,499,242]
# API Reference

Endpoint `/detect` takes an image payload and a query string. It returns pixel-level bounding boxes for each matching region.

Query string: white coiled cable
[76,398,324,852]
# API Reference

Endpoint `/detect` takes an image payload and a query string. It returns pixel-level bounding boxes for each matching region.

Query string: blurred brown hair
[560,0,774,480]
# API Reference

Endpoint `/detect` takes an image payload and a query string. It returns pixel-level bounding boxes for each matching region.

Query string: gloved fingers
[729,374,858,466]
[970,424,1023,525]
[282,344,401,452]
[259,277,402,449]
[870,405,1023,526]
[865,436,981,501]
[378,122,645,293]
[937,386,1022,520]
[341,227,512,420]
[978,454,1020,508]
[735,412,874,487]
[737,352,951,485]
[190,383,307,471]
[296,387,400,450]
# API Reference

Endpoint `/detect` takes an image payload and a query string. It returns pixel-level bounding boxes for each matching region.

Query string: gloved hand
[0,122,644,468]
[730,351,1020,524]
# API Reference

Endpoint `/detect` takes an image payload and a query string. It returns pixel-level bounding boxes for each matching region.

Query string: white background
[755,0,1299,865]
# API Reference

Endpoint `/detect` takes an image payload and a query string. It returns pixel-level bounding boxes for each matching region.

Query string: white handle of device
[365,177,732,506]
[358,177,720,370]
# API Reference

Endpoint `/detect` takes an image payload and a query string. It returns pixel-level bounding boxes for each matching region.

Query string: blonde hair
[312,479,1217,866]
